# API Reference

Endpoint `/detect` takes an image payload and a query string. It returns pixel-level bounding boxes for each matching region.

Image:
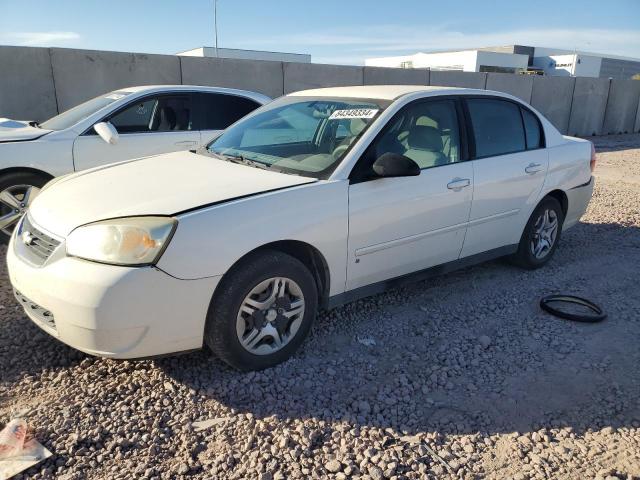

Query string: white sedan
[0,85,270,241]
[7,85,595,371]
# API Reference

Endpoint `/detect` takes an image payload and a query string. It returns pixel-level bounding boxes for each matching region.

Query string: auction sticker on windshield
[329,108,379,120]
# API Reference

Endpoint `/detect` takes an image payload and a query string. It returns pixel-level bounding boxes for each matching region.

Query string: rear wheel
[512,196,564,269]
[0,172,49,244]
[204,250,318,371]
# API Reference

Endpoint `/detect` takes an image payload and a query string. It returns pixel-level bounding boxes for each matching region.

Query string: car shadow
[590,134,640,153]
[157,219,640,437]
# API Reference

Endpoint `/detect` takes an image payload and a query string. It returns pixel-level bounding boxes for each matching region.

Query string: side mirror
[93,122,119,145]
[372,152,420,178]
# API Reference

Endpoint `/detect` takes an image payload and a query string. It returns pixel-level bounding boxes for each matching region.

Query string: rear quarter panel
[157,180,349,296]
[538,136,593,227]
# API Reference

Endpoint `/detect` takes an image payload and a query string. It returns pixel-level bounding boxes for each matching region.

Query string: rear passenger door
[460,98,548,258]
[194,93,262,145]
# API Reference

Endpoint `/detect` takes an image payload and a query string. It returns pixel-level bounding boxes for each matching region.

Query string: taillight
[590,142,596,172]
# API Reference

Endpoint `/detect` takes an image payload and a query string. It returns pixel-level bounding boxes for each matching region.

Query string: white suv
[0,85,270,240]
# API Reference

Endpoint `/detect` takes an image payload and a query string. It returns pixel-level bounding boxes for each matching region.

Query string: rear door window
[195,93,261,130]
[467,99,526,158]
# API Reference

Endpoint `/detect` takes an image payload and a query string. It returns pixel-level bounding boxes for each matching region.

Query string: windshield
[207,96,387,178]
[40,91,132,130]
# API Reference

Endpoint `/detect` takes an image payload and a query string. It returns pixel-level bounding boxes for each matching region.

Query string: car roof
[288,85,471,101]
[116,85,271,103]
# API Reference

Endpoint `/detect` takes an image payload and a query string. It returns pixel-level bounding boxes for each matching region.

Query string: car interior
[224,99,460,177]
[374,100,460,169]
[108,96,192,133]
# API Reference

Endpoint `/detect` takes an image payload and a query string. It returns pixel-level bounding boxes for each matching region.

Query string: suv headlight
[66,217,177,266]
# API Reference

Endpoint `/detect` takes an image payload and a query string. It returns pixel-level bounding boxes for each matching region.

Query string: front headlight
[66,217,177,266]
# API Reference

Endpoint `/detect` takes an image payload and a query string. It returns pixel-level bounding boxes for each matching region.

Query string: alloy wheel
[530,208,559,259]
[0,184,40,237]
[236,277,306,355]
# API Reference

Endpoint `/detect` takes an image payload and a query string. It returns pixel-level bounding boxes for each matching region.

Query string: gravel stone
[478,335,492,348]
[325,459,342,473]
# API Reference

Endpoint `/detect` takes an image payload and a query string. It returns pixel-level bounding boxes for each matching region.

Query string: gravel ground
[1,134,640,480]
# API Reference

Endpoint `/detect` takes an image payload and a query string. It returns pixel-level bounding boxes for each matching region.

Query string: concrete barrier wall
[1,46,639,136]
[51,48,182,112]
[567,78,610,136]
[0,46,57,122]
[530,76,576,134]
[180,56,284,98]
[430,71,487,89]
[485,73,533,103]
[283,63,363,94]
[363,66,429,86]
[602,79,640,135]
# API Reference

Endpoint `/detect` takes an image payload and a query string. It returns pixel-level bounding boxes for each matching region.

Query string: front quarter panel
[157,180,349,296]
[0,130,75,177]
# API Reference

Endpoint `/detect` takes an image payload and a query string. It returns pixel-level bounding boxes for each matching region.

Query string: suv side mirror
[372,152,420,178]
[93,121,119,145]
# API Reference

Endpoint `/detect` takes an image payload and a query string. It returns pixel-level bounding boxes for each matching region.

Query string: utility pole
[214,0,219,57]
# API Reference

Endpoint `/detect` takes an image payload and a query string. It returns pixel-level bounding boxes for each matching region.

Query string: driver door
[73,93,201,171]
[347,98,473,290]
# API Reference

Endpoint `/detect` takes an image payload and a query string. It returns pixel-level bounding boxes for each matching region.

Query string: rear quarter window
[521,108,544,149]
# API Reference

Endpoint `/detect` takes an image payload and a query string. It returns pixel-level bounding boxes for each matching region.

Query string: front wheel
[512,197,564,269]
[204,250,318,371]
[0,172,49,244]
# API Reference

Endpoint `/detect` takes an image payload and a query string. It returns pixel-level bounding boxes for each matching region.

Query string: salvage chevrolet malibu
[7,86,595,370]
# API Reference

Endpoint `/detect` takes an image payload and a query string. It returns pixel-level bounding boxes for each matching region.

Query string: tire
[0,172,50,244]
[512,196,564,270]
[204,250,318,371]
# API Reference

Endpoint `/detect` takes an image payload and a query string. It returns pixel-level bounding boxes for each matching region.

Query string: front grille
[18,216,61,265]
[14,289,56,331]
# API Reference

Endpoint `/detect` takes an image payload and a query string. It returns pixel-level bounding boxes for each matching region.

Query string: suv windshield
[40,91,132,131]
[207,96,387,178]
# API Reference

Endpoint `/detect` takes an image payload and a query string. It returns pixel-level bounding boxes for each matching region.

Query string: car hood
[0,118,52,142]
[29,151,316,237]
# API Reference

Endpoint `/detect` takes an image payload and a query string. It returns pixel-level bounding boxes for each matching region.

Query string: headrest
[175,108,190,130]
[349,118,366,135]
[407,125,443,151]
[160,106,177,130]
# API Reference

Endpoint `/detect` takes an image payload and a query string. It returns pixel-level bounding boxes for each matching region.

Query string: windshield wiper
[215,152,271,171]
[28,121,41,129]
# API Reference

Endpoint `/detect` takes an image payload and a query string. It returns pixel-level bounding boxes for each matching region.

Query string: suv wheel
[0,172,49,244]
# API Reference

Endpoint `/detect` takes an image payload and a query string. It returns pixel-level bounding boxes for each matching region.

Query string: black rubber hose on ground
[540,295,607,323]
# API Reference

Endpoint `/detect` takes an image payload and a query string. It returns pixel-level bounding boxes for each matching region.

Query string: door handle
[525,163,543,174]
[447,178,471,191]
[175,140,198,146]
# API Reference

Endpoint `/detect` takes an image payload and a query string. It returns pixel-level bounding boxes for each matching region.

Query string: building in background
[177,47,311,63]
[366,45,640,79]
[529,47,640,79]
[366,49,529,74]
